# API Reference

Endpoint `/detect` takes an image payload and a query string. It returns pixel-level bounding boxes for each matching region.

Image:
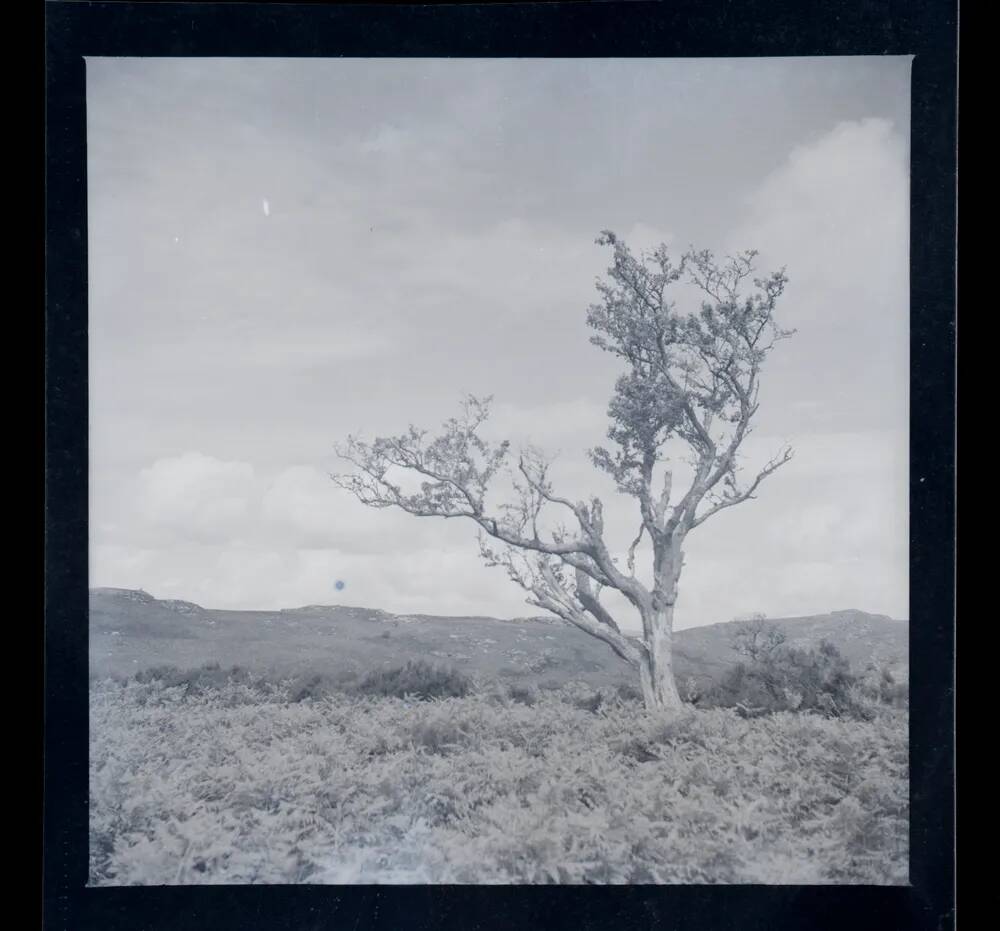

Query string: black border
[44,2,957,929]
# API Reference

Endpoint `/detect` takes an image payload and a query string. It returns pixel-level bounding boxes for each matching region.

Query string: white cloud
[90,544,155,589]
[259,465,343,541]
[135,452,260,541]
[735,118,908,292]
[386,218,608,320]
[92,427,908,621]
[259,465,442,555]
[91,534,529,616]
[772,429,908,478]
[727,118,909,432]
[93,454,532,615]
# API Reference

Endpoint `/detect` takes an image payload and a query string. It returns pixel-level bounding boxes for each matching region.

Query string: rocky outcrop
[160,599,205,617]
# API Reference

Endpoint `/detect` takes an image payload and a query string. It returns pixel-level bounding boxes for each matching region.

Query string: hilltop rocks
[829,609,896,624]
[91,587,156,605]
[91,589,206,617]
[160,599,205,617]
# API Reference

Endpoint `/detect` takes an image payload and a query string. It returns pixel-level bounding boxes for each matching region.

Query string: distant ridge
[281,604,392,620]
[679,607,903,631]
[89,588,907,687]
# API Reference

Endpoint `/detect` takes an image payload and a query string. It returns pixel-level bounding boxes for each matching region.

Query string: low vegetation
[90,661,908,885]
[355,660,473,700]
[702,624,909,720]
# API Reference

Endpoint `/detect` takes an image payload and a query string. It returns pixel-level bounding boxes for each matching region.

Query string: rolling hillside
[89,588,908,690]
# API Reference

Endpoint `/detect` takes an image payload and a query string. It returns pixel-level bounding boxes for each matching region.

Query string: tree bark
[638,605,684,712]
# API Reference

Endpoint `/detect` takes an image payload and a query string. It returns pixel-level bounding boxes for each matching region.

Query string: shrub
[731,614,786,662]
[615,683,643,704]
[556,680,609,712]
[133,664,184,685]
[355,660,472,700]
[131,663,274,699]
[857,664,909,708]
[706,638,870,718]
[406,714,476,755]
[681,677,702,704]
[574,690,604,713]
[506,685,539,706]
[288,673,335,703]
[525,653,560,674]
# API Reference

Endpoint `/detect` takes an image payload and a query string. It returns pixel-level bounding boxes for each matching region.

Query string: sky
[87,57,911,630]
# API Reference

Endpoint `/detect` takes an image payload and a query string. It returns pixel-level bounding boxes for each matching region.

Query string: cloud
[259,466,345,541]
[670,427,908,626]
[90,536,528,617]
[92,454,531,615]
[260,465,443,555]
[134,453,260,541]
[356,123,412,158]
[91,544,154,585]
[727,118,909,435]
[385,218,609,321]
[735,118,907,289]
[92,429,908,622]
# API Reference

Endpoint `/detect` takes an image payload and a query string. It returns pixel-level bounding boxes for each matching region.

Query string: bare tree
[731,614,787,664]
[333,231,794,711]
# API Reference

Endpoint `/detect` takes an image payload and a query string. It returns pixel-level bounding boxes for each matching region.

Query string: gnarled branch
[690,446,794,529]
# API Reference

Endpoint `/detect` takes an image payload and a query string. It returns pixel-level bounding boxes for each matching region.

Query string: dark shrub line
[117,643,906,721]
[355,660,473,700]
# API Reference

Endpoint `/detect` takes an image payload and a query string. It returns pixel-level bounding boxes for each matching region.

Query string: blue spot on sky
[334,580,346,591]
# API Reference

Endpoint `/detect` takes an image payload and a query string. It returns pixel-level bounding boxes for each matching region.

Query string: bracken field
[89,672,908,885]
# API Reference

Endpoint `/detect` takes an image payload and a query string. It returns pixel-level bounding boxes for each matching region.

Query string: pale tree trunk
[637,537,686,713]
[638,605,684,712]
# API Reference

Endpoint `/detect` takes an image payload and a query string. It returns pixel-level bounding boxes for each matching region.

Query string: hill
[89,588,907,690]
[673,609,909,689]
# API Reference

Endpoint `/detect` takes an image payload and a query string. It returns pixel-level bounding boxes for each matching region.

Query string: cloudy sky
[87,57,910,630]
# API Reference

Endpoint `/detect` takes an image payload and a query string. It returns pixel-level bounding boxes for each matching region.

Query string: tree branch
[689,446,794,529]
[574,568,622,633]
[626,522,645,575]
[532,564,642,666]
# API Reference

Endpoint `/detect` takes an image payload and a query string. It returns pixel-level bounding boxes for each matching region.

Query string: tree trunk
[638,605,684,712]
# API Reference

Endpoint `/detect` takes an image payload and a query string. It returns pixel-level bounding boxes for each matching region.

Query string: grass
[89,669,908,885]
